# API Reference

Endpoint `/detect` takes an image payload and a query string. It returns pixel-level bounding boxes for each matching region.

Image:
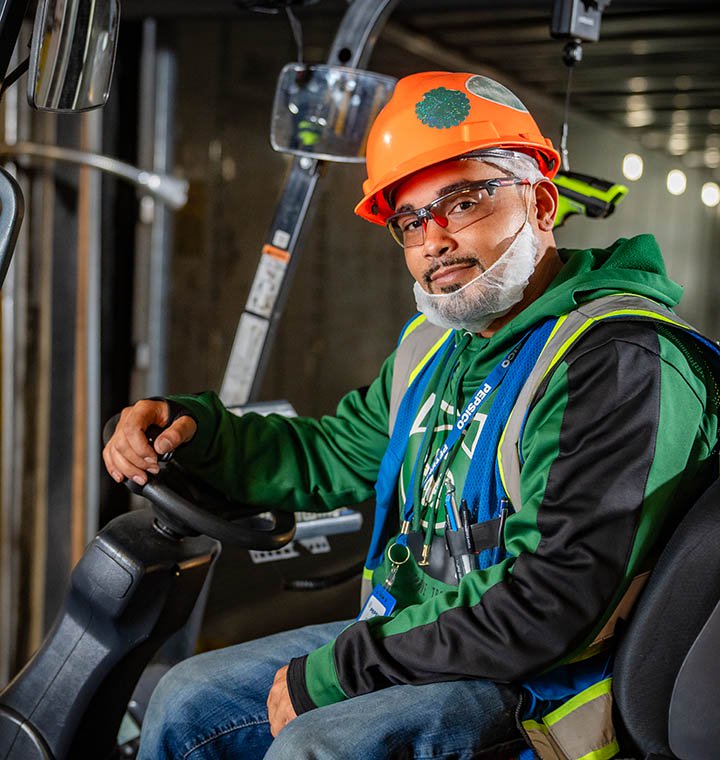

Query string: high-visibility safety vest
[366,293,720,760]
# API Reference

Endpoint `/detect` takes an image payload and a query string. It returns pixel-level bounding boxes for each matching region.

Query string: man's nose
[421,216,456,258]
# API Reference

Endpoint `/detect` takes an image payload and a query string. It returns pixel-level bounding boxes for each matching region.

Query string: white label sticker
[249,544,300,564]
[272,229,291,249]
[248,536,331,564]
[247,253,288,319]
[220,313,269,406]
[297,536,331,554]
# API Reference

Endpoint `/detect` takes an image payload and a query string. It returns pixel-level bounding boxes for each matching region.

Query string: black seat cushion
[613,479,720,756]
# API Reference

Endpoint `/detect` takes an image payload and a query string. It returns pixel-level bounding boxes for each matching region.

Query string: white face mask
[412,220,539,333]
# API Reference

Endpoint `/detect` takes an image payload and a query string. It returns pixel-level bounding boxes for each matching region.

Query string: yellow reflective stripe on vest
[576,743,620,760]
[496,313,569,503]
[522,678,619,760]
[399,313,427,344]
[539,308,693,387]
[496,294,697,512]
[407,329,452,387]
[389,319,447,433]
[546,678,612,725]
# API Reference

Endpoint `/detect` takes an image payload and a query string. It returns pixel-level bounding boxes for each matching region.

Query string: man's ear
[534,179,558,231]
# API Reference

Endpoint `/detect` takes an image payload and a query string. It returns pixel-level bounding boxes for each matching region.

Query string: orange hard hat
[355,71,561,225]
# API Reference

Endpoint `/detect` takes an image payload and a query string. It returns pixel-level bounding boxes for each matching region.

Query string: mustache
[423,256,482,286]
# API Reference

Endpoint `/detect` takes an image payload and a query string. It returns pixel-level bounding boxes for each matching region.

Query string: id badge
[356,584,397,622]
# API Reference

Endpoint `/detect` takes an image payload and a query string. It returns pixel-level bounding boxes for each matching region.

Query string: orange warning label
[262,244,291,263]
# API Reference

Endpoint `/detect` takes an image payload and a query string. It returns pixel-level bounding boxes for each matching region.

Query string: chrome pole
[81,109,104,545]
[27,112,57,655]
[131,19,179,400]
[0,68,29,684]
[147,41,178,396]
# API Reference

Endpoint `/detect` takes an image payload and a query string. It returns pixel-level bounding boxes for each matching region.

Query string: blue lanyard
[398,331,532,539]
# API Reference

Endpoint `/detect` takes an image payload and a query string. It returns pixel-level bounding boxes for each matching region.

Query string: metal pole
[147,42,177,396]
[131,19,158,401]
[70,109,104,561]
[0,86,19,687]
[132,19,178,400]
[70,157,90,562]
[80,109,104,546]
[43,116,81,633]
[0,60,30,683]
[0,143,187,208]
[27,110,57,654]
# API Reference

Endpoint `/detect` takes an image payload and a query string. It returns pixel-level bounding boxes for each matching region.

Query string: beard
[412,221,539,333]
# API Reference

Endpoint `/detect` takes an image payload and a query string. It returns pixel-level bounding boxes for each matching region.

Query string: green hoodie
[170,234,718,713]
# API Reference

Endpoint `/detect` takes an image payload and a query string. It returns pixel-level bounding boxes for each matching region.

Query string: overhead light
[668,133,689,156]
[628,76,648,92]
[625,109,654,128]
[666,170,687,196]
[622,153,644,181]
[627,94,648,110]
[704,147,720,169]
[701,182,720,208]
[625,94,654,128]
[708,109,720,126]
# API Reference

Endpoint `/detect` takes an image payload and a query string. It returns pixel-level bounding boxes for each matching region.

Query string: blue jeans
[138,620,525,760]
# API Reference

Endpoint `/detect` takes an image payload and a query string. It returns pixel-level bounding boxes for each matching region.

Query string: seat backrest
[613,478,720,757]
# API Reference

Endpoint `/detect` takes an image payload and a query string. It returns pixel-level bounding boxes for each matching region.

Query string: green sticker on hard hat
[415,87,471,129]
[465,75,529,113]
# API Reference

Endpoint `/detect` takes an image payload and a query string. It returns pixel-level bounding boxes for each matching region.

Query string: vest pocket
[522,677,619,760]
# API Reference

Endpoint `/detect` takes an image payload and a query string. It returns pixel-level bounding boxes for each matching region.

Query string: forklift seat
[613,477,720,759]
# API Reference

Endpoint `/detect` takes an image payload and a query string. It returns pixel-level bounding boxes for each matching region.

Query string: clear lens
[387,182,503,247]
[387,212,427,247]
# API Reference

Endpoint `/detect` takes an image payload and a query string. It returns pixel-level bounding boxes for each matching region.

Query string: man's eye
[448,198,478,215]
[401,217,422,232]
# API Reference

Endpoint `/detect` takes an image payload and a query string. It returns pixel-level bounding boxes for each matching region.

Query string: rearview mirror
[271,64,396,163]
[28,0,120,112]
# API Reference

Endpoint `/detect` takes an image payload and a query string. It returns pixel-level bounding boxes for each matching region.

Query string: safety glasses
[386,177,530,248]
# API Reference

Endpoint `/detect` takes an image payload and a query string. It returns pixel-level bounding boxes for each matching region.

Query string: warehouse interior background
[1,0,719,684]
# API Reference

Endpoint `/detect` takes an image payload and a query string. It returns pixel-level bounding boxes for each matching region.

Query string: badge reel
[357,533,410,622]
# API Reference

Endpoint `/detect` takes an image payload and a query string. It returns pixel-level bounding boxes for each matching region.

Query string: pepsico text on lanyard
[419,336,530,496]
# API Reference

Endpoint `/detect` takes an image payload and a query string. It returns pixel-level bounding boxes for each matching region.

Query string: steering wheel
[103,415,296,550]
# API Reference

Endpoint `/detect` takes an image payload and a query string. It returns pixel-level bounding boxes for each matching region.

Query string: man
[104,72,719,760]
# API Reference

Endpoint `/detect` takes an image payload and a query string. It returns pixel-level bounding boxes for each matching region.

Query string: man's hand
[267,665,298,737]
[102,399,197,486]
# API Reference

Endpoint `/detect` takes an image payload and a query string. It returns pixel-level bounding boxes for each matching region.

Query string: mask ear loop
[481,180,538,270]
[522,182,546,265]
[504,180,533,246]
